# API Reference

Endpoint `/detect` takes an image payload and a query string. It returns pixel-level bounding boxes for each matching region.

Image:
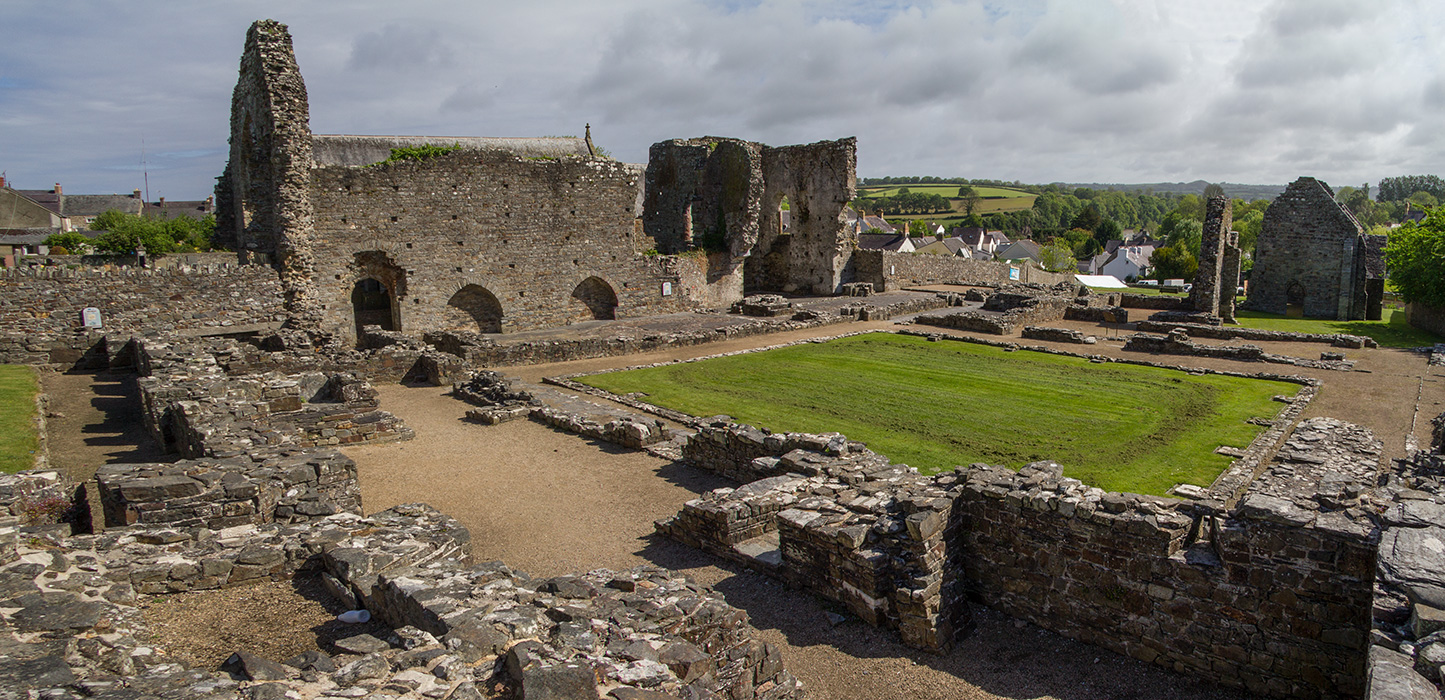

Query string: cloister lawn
[580,333,1297,496]
[0,365,40,474]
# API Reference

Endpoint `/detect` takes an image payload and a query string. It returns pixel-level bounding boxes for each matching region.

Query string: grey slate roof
[857,233,910,251]
[64,194,143,217]
[312,134,592,167]
[14,190,61,214]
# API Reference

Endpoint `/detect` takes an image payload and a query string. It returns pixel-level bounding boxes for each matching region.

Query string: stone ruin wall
[1246,177,1370,321]
[663,415,1380,699]
[644,136,858,297]
[852,249,1074,292]
[309,149,701,344]
[0,263,285,365]
[0,328,805,700]
[1190,195,1242,323]
[214,19,320,327]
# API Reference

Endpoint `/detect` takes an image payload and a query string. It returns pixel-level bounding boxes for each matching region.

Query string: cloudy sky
[2,0,1441,200]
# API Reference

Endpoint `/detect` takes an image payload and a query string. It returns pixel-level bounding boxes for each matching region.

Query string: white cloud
[0,0,1440,199]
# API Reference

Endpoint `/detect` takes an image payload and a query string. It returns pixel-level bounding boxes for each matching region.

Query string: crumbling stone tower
[214,19,321,328]
[644,137,858,295]
[1245,177,1381,321]
[1189,195,1242,323]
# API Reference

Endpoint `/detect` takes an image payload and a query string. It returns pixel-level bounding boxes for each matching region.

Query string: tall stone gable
[214,19,321,327]
[1244,177,1377,320]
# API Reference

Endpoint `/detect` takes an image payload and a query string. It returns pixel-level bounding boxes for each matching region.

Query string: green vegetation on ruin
[1234,307,1441,348]
[376,143,462,165]
[580,333,1296,496]
[0,366,40,475]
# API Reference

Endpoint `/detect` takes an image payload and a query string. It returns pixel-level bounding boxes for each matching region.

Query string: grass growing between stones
[0,365,40,474]
[1234,307,1440,348]
[581,333,1298,496]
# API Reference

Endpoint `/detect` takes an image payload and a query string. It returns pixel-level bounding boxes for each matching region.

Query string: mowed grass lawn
[581,334,1296,496]
[1235,307,1440,349]
[0,365,40,474]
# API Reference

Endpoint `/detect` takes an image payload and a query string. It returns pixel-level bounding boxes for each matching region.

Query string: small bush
[19,495,72,526]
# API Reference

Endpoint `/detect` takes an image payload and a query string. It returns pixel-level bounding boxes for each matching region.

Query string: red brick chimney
[133,189,141,198]
[0,175,6,189]
[53,183,62,195]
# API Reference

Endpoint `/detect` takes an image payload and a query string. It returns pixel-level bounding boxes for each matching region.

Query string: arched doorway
[571,277,618,321]
[352,278,396,336]
[1286,280,1305,318]
[447,284,504,333]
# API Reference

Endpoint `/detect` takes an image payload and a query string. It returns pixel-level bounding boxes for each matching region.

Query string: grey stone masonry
[1021,325,1096,344]
[1124,329,1357,370]
[1246,177,1380,321]
[0,263,284,365]
[660,410,1386,698]
[1134,320,1377,348]
[1190,195,1242,323]
[95,449,359,529]
[0,502,803,700]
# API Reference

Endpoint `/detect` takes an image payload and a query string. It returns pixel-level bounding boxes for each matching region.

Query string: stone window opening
[571,276,618,321]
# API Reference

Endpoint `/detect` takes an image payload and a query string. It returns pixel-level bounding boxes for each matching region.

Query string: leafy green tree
[42,232,93,254]
[1203,183,1226,200]
[957,186,981,216]
[1149,243,1198,280]
[1070,204,1102,232]
[1093,218,1122,245]
[1036,242,1078,272]
[1385,208,1445,308]
[88,210,219,255]
[1378,175,1445,202]
[1408,191,1439,209]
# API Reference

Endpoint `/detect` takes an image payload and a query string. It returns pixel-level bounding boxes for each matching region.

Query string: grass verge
[580,333,1296,496]
[1234,307,1440,348]
[0,365,40,474]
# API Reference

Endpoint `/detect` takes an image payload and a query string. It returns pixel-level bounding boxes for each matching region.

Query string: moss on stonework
[373,143,461,166]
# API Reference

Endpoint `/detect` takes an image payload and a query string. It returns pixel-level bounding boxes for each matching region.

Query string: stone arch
[1286,279,1306,318]
[350,250,405,339]
[351,277,396,336]
[447,284,504,333]
[571,276,618,321]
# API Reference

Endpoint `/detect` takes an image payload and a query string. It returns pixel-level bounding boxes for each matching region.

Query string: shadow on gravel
[638,533,1254,700]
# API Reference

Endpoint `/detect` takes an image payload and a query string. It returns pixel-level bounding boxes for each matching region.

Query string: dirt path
[344,381,1250,700]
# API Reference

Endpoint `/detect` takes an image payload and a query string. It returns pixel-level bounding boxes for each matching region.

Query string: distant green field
[858,185,1033,199]
[1234,308,1440,348]
[580,333,1295,496]
[0,366,39,475]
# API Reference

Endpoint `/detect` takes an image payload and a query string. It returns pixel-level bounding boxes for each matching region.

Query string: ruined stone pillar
[1191,195,1232,319]
[1220,231,1241,323]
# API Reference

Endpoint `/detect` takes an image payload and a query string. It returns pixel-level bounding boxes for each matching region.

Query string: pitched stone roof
[311,134,592,167]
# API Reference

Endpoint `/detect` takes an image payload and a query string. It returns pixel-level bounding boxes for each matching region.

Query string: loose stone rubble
[0,502,801,700]
[1125,328,1357,370]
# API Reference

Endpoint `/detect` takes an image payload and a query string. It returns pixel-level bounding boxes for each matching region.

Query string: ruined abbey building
[216,20,861,346]
[1244,177,1386,321]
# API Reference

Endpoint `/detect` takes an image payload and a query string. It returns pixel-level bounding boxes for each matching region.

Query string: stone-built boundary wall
[661,414,1381,699]
[0,264,284,364]
[853,249,1073,292]
[1121,293,1190,310]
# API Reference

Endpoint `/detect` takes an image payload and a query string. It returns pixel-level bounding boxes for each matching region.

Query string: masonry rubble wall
[1406,302,1445,339]
[661,411,1383,699]
[853,249,1073,291]
[1246,177,1375,321]
[1134,320,1377,348]
[308,149,701,344]
[0,264,284,365]
[0,501,802,700]
[912,284,1078,335]
[1121,293,1190,310]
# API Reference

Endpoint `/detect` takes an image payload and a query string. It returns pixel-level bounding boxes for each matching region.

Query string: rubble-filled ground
[32,301,1444,700]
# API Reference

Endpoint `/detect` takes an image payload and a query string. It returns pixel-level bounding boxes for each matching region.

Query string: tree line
[43,210,220,256]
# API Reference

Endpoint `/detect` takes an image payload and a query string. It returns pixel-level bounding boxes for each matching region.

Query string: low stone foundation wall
[658,409,1383,698]
[1121,293,1189,310]
[1063,304,1130,323]
[1021,326,1095,344]
[0,502,803,700]
[1124,330,1356,371]
[94,449,361,529]
[1134,320,1377,348]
